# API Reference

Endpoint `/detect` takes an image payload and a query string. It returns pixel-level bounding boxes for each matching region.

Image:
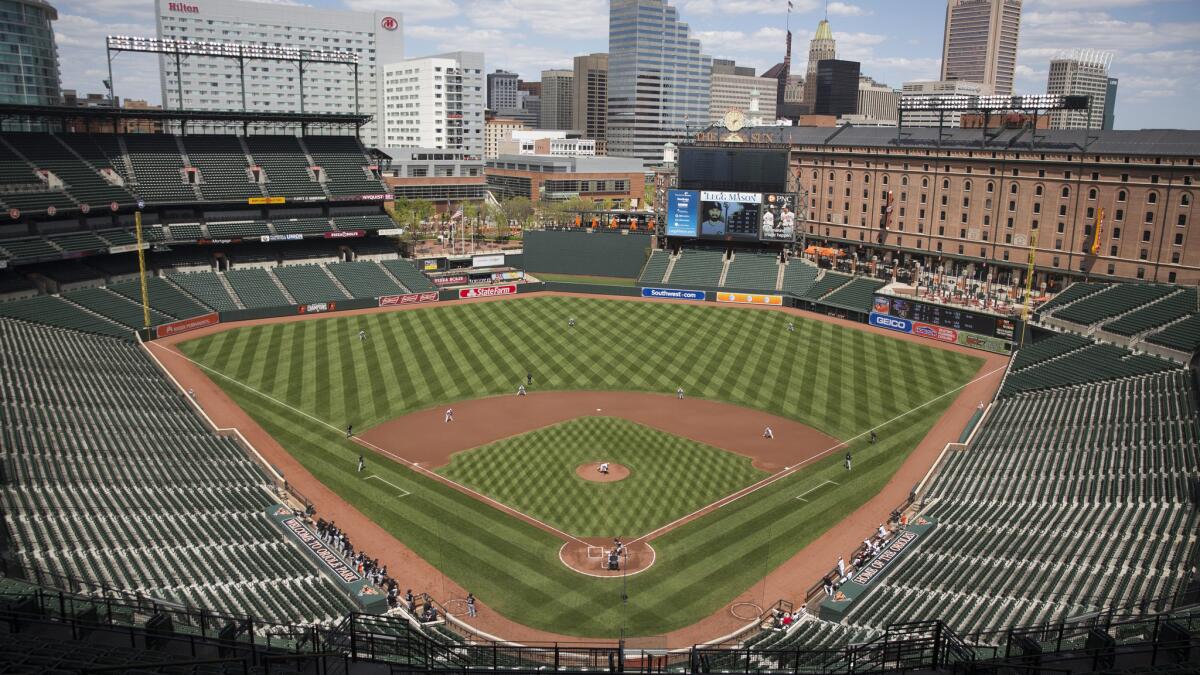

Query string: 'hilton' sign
[168,2,200,12]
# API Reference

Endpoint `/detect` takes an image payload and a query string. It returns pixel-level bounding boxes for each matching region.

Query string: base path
[360,391,836,473]
[149,291,1008,648]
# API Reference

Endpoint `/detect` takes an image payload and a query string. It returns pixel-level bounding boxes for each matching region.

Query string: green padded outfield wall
[522,229,653,278]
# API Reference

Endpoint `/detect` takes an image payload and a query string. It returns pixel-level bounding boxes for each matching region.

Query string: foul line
[365,474,411,498]
[625,363,1008,545]
[795,480,839,502]
[147,342,589,546]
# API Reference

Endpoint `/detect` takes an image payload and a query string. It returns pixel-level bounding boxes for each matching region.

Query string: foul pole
[135,210,151,331]
[1020,230,1038,347]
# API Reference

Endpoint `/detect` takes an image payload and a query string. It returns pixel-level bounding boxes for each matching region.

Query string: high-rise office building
[709,59,777,124]
[539,69,574,130]
[803,19,836,107]
[572,53,608,150]
[1103,77,1118,131]
[814,59,859,117]
[487,70,519,111]
[941,0,1021,96]
[1,0,60,105]
[607,0,711,160]
[154,0,404,148]
[381,51,485,155]
[857,76,898,123]
[1046,50,1112,130]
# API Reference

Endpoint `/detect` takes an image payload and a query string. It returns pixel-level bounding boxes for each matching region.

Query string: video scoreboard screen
[874,296,1016,340]
[665,189,798,242]
[698,191,761,241]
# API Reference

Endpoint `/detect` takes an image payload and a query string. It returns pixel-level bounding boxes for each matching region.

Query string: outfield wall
[523,229,653,278]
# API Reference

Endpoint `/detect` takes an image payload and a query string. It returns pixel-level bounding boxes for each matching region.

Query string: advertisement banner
[870,312,912,334]
[376,228,404,236]
[699,190,762,241]
[154,312,219,339]
[379,292,439,307]
[472,253,505,268]
[259,234,304,242]
[459,284,517,299]
[298,302,337,315]
[108,242,149,255]
[666,189,701,237]
[248,196,286,205]
[850,529,921,587]
[641,287,706,301]
[422,259,440,271]
[912,322,958,343]
[281,516,361,583]
[956,331,1011,354]
[324,230,365,239]
[717,291,783,306]
[433,274,468,286]
[759,193,798,242]
[491,270,524,282]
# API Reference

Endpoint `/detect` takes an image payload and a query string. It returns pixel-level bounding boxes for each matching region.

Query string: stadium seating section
[1002,342,1177,396]
[0,318,359,624]
[272,264,350,303]
[1050,283,1177,326]
[799,270,853,301]
[303,136,387,197]
[381,258,439,293]
[781,259,821,296]
[224,268,292,309]
[722,251,780,291]
[820,277,886,313]
[4,133,135,209]
[327,260,407,297]
[245,135,328,199]
[1103,287,1199,337]
[1146,314,1200,353]
[666,248,725,287]
[181,135,263,202]
[637,250,670,286]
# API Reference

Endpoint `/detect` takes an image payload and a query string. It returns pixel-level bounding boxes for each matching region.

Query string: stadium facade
[153,0,404,148]
[691,125,1200,286]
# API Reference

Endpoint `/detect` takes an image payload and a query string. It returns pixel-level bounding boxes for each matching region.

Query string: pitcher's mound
[576,462,629,483]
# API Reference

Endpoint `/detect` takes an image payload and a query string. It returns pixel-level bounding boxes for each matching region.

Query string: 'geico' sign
[870,312,911,334]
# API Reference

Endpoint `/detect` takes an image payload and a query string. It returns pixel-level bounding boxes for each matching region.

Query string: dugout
[523,229,654,279]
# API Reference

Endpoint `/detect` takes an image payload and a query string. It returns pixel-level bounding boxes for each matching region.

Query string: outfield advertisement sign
[642,287,706,301]
[433,274,468,286]
[108,242,149,254]
[871,311,1009,354]
[298,302,337,315]
[154,312,219,339]
[472,253,505,268]
[717,291,783,306]
[459,284,517,299]
[912,322,958,343]
[379,292,438,307]
[870,312,912,333]
[665,189,701,237]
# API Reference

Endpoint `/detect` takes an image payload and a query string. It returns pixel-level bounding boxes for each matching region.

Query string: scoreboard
[874,296,1017,341]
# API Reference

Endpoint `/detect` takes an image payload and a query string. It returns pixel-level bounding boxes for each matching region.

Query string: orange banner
[716,292,783,306]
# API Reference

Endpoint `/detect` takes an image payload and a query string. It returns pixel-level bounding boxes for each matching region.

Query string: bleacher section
[0,319,358,624]
[303,136,386,197]
[781,260,821,296]
[224,268,290,309]
[333,214,395,232]
[1036,282,1106,317]
[44,231,108,253]
[723,252,780,291]
[245,135,327,199]
[327,261,406,298]
[667,249,724,287]
[1010,332,1092,372]
[0,295,127,338]
[0,237,60,262]
[381,258,438,293]
[1051,284,1177,327]
[799,271,852,301]
[637,250,670,286]
[122,134,199,204]
[167,272,241,311]
[271,265,348,303]
[206,220,272,239]
[107,277,211,320]
[1002,342,1177,396]
[4,133,135,208]
[274,217,334,235]
[832,370,1200,636]
[1146,314,1200,354]
[1103,288,1199,337]
[0,137,77,213]
[181,135,262,202]
[62,287,173,329]
[820,277,885,313]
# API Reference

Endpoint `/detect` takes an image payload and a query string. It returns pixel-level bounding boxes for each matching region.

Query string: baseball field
[175,295,983,638]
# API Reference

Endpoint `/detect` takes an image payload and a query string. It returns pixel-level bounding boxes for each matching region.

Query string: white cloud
[827,2,869,17]
[681,0,818,15]
[461,0,606,35]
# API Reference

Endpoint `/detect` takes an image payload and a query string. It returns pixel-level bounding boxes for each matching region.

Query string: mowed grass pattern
[179,296,984,637]
[438,417,768,537]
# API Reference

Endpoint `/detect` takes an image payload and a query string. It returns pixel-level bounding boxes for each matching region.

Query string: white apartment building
[1046,49,1112,130]
[899,79,983,127]
[153,0,404,148]
[381,51,485,156]
[709,59,777,124]
[498,130,596,156]
[857,77,899,124]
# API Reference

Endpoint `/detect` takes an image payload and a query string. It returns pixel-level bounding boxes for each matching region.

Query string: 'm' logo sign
[381,16,398,30]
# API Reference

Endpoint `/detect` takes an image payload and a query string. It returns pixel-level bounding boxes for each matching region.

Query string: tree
[502,196,534,231]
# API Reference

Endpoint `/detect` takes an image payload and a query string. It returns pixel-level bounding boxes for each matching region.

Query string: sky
[58,0,1200,130]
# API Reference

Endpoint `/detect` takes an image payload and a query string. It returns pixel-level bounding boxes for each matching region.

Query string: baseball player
[358,329,367,342]
[568,317,576,328]
[517,384,527,396]
[763,426,774,439]
[346,424,353,438]
[845,451,853,470]
[676,387,684,400]
[357,454,365,473]
[444,408,454,423]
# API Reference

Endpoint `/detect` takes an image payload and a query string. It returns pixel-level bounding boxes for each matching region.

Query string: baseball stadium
[0,100,1196,675]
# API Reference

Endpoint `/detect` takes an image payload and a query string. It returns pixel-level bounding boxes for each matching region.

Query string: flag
[788,0,793,9]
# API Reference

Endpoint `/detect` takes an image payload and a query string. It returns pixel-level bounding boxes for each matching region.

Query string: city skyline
[54,0,1200,130]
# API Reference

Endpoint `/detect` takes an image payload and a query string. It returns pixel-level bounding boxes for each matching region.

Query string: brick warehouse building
[691,125,1200,286]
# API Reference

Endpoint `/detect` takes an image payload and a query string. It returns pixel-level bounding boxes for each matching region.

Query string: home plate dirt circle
[575,462,630,483]
[559,539,656,577]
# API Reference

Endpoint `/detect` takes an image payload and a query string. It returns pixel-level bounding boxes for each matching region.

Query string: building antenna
[786,0,791,34]
[824,0,828,21]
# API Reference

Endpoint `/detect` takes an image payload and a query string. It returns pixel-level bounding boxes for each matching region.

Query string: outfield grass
[179,295,982,637]
[438,417,767,537]
[534,273,637,286]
